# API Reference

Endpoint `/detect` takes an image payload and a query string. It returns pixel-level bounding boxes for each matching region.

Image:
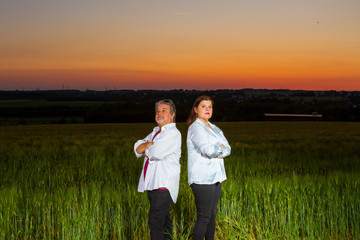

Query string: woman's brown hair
[187,95,214,127]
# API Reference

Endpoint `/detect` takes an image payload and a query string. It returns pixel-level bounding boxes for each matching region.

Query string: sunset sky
[1,0,359,91]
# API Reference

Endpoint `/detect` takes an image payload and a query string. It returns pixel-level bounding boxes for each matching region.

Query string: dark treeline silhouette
[1,89,359,124]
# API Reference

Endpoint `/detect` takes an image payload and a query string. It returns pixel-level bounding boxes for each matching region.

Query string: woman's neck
[198,118,212,128]
[198,117,208,124]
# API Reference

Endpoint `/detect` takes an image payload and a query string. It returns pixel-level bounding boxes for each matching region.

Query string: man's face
[155,103,174,127]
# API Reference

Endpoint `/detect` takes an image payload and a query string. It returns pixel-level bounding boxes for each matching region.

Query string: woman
[186,95,231,240]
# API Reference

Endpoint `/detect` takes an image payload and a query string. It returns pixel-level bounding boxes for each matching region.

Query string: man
[134,99,181,240]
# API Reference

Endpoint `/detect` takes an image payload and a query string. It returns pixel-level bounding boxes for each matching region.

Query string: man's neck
[158,122,173,129]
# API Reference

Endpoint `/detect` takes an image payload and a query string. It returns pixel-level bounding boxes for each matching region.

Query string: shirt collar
[195,118,213,126]
[195,118,217,135]
[153,122,176,132]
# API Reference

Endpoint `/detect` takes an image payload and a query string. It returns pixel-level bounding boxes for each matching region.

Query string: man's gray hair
[155,99,176,122]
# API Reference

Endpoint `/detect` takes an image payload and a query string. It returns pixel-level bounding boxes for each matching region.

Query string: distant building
[264,113,322,121]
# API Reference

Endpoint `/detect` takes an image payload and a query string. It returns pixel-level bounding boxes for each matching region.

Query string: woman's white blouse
[187,118,231,185]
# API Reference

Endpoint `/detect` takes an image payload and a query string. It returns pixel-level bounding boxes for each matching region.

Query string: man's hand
[136,141,154,155]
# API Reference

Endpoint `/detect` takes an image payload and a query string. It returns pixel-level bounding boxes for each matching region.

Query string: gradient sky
[1,0,359,91]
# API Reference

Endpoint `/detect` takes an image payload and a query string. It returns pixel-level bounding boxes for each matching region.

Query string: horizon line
[1,88,359,92]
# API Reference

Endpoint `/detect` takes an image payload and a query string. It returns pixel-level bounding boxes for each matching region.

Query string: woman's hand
[216,144,226,158]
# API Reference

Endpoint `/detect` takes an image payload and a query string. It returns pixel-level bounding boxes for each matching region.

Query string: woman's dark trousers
[191,182,222,240]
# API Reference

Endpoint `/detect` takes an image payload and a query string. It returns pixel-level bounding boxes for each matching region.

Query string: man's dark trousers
[147,189,173,240]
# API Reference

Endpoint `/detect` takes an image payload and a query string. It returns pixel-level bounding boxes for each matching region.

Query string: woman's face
[195,100,213,122]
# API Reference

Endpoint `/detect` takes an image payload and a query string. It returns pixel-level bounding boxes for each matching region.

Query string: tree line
[1,89,359,124]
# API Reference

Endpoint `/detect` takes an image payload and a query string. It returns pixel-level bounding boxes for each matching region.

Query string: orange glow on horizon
[1,68,358,91]
[1,1,359,91]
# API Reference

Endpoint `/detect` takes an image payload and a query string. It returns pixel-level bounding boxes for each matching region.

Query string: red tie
[143,130,161,179]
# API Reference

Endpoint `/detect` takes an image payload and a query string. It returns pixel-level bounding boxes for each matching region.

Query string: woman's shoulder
[188,119,203,130]
[188,123,204,136]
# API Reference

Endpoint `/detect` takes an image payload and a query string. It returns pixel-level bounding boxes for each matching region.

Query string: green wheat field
[0,122,359,239]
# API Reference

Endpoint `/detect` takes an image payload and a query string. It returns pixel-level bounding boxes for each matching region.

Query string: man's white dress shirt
[134,123,181,203]
[187,118,231,185]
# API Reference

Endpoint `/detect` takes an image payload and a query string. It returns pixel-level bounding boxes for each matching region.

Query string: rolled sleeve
[134,139,146,158]
[218,128,231,158]
[146,129,181,161]
[134,133,152,158]
[190,125,222,159]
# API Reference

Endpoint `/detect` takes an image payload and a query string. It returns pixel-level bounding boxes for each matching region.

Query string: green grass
[0,117,84,125]
[0,122,359,239]
[0,100,110,125]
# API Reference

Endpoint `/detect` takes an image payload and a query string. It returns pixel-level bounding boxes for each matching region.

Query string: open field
[0,122,359,239]
[0,100,111,125]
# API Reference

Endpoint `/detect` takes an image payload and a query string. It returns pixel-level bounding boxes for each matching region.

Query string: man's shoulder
[168,124,181,133]
[164,124,181,136]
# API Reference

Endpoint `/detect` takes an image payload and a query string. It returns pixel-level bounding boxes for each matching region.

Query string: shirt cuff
[224,145,231,157]
[209,144,223,158]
